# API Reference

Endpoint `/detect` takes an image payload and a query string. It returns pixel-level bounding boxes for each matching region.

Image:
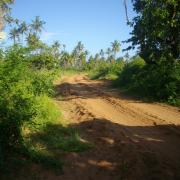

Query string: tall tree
[9,27,19,44]
[30,16,45,36]
[100,49,105,60]
[106,48,112,59]
[62,44,66,51]
[26,33,40,48]
[72,41,86,68]
[125,0,180,64]
[52,41,61,50]
[0,0,14,32]
[111,40,120,59]
[19,21,28,43]
[123,0,129,23]
[61,51,71,68]
[52,41,61,60]
[94,53,100,62]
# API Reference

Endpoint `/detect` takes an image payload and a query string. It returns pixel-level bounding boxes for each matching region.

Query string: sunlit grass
[21,95,91,171]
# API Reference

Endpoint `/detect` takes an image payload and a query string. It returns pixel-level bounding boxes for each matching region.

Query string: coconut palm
[123,0,129,23]
[106,48,112,59]
[52,41,61,60]
[94,53,100,61]
[52,41,61,50]
[85,50,89,56]
[9,27,20,44]
[19,21,28,43]
[62,44,66,51]
[100,49,105,60]
[111,40,120,59]
[30,16,45,35]
[61,51,70,68]
[0,0,14,31]
[26,33,40,47]
[76,41,84,53]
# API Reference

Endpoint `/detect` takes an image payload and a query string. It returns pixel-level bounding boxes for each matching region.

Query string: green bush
[116,56,180,105]
[31,95,61,129]
[90,60,125,80]
[117,56,145,87]
[0,46,58,166]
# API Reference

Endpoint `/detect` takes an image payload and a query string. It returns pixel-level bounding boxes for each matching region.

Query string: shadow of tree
[54,81,155,103]
[4,118,180,180]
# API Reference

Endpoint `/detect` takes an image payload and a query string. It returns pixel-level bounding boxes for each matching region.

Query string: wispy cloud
[41,32,58,41]
[41,31,72,41]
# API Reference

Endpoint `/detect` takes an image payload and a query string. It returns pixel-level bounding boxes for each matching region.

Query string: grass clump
[22,95,91,171]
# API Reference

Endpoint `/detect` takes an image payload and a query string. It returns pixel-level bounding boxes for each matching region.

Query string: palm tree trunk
[22,34,24,45]
[124,0,129,23]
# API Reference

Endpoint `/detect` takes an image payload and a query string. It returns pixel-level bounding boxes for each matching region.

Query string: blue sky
[9,0,136,56]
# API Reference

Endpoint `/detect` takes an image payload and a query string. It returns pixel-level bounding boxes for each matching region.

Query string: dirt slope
[54,74,180,180]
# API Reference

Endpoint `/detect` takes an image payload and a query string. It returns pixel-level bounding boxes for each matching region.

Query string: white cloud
[0,32,6,40]
[41,31,72,41]
[41,32,58,41]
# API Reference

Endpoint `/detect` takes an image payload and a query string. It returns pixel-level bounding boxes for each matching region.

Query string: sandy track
[54,75,180,180]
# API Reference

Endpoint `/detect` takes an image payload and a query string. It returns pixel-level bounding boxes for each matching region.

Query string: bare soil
[9,74,180,180]
[51,75,180,180]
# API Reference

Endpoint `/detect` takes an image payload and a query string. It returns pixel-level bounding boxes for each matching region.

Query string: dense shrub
[116,57,180,105]
[0,46,58,166]
[90,60,125,80]
[117,56,145,86]
[133,62,180,104]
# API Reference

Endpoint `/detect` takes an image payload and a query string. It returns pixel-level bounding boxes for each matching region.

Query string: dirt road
[55,74,180,180]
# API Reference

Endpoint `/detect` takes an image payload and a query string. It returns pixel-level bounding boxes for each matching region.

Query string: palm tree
[14,18,20,26]
[85,50,89,56]
[124,52,129,60]
[0,0,14,31]
[111,40,120,59]
[52,41,61,50]
[106,48,112,59]
[19,21,28,43]
[52,41,61,60]
[100,49,105,60]
[30,16,45,35]
[26,33,39,47]
[77,41,84,53]
[61,51,70,68]
[123,0,129,23]
[62,44,66,51]
[94,53,100,61]
[9,27,20,44]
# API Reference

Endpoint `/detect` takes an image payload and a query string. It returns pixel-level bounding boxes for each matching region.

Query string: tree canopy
[125,0,180,64]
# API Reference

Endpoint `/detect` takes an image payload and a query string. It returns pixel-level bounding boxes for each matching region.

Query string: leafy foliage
[0,45,58,167]
[115,57,180,105]
[125,0,180,65]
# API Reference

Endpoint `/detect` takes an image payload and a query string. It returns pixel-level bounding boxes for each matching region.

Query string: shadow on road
[8,118,180,180]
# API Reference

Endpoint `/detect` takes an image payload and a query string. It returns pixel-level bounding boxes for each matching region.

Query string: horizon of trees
[6,16,124,70]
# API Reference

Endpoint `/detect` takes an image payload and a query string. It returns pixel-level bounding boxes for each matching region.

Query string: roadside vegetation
[0,0,179,178]
[0,0,91,176]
